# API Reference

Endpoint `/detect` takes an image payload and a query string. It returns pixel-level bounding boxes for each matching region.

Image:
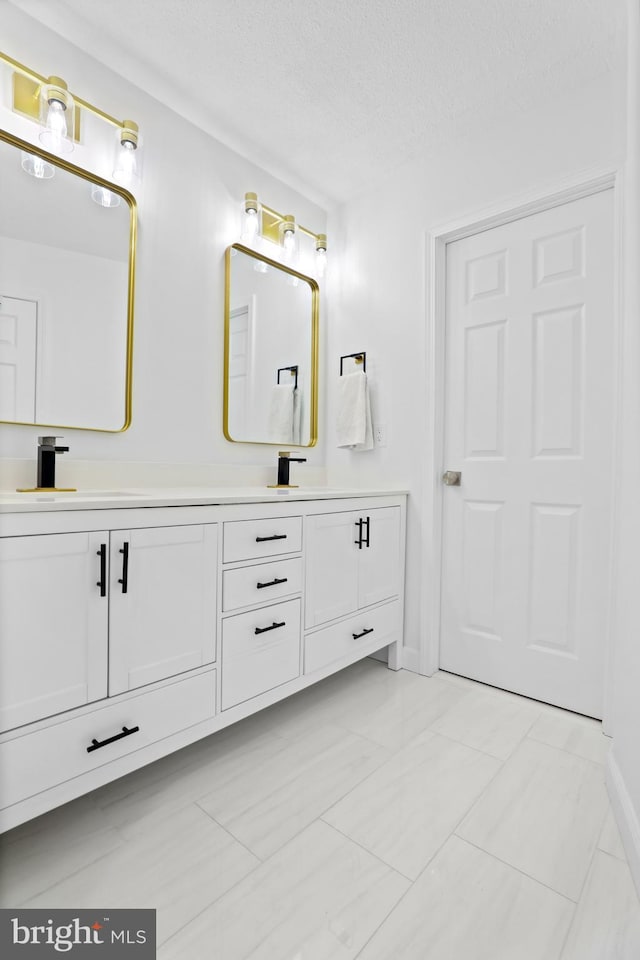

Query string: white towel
[267,384,294,443]
[292,388,302,445]
[336,371,373,450]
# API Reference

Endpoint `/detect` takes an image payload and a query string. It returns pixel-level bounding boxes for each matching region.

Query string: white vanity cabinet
[108,524,217,695]
[305,506,402,628]
[0,515,218,728]
[0,492,405,832]
[220,515,303,710]
[0,531,109,733]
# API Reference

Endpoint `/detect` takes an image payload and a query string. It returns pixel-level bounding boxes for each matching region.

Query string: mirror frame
[0,127,137,433]
[223,242,319,447]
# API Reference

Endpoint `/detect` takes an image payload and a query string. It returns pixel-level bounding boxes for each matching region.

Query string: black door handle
[256,577,288,589]
[364,516,370,548]
[255,620,286,635]
[354,518,364,549]
[118,542,129,594]
[255,534,288,542]
[87,725,140,753]
[96,544,107,597]
[352,627,374,640]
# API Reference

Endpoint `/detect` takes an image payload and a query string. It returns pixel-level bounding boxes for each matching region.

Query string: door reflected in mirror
[224,244,318,446]
[0,129,136,432]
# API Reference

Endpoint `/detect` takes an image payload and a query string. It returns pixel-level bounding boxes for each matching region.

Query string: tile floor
[1,659,640,959]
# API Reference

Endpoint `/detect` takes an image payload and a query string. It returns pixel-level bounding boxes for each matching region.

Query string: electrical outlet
[374,422,387,447]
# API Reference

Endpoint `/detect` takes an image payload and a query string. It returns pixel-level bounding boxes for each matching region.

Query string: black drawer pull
[352,627,374,640]
[255,620,286,635]
[257,577,288,590]
[354,518,364,549]
[96,543,107,597]
[364,516,371,548]
[118,542,129,594]
[86,725,140,753]
[255,534,288,542]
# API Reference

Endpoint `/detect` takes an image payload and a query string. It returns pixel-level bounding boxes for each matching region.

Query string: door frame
[420,168,622,731]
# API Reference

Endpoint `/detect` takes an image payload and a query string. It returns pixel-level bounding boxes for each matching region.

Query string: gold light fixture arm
[0,51,133,131]
[259,202,322,243]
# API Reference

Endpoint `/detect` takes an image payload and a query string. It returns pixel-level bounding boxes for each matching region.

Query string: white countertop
[0,486,409,513]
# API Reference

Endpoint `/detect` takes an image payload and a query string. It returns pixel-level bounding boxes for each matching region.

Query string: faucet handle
[38,436,68,453]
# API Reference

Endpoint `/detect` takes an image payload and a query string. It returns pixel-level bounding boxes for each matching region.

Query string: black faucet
[276,451,307,487]
[37,436,69,489]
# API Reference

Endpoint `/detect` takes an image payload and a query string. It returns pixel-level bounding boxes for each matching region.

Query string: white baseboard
[606,751,640,897]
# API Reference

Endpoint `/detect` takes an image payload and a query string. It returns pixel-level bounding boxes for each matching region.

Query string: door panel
[109,524,217,695]
[0,532,108,731]
[0,296,37,423]
[440,189,614,718]
[305,511,358,628]
[358,507,401,609]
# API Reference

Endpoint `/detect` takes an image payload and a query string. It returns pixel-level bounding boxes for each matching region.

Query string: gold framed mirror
[224,243,318,447]
[0,128,136,432]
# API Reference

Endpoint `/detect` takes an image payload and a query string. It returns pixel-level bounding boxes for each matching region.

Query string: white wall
[0,6,327,483]
[607,0,640,896]
[326,69,625,667]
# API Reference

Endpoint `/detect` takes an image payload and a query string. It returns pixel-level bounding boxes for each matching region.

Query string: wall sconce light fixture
[279,214,297,261]
[315,234,327,278]
[242,191,261,241]
[241,191,327,277]
[112,120,140,190]
[39,76,74,154]
[0,50,142,200]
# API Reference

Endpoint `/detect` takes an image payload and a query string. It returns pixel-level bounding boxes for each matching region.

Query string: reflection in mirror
[0,129,136,432]
[224,244,318,446]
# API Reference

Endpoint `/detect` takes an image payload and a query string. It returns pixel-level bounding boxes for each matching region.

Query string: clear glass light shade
[281,228,297,263]
[39,98,74,154]
[315,247,327,278]
[91,183,121,208]
[21,151,55,179]
[113,140,139,189]
[242,206,260,242]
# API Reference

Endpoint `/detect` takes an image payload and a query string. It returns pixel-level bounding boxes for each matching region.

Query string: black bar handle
[256,533,288,542]
[352,627,374,640]
[354,518,363,549]
[96,544,107,597]
[118,542,129,594]
[364,516,371,548]
[86,725,140,753]
[255,620,286,635]
[256,577,288,590]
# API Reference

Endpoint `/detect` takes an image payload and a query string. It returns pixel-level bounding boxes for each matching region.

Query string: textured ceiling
[7,0,627,206]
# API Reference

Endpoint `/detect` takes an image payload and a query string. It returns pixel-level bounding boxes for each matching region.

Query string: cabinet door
[108,524,217,695]
[0,532,108,732]
[305,511,359,628]
[358,506,402,608]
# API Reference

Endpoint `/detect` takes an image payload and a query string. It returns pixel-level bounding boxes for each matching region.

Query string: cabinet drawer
[304,601,400,675]
[223,558,302,612]
[0,670,215,811]
[223,516,302,563]
[222,599,301,709]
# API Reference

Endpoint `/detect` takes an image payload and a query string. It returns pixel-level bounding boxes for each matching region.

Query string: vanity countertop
[0,486,409,514]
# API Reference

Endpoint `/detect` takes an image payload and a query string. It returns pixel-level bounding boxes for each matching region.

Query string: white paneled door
[0,295,37,423]
[440,189,615,718]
